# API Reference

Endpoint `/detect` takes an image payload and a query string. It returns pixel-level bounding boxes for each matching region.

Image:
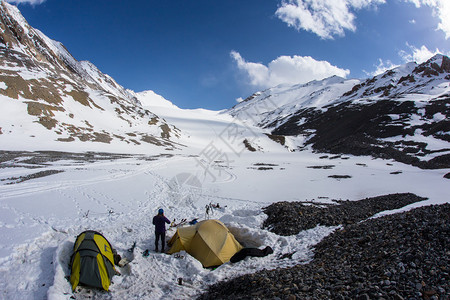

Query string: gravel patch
[262,193,426,236]
[199,202,449,300]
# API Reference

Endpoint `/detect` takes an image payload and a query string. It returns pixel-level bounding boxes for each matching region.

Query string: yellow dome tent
[167,219,243,267]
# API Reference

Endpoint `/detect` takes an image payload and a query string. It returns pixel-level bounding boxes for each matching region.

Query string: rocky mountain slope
[229,55,450,169]
[0,2,181,150]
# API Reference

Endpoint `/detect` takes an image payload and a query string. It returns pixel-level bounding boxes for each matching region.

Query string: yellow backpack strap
[96,253,111,291]
[69,252,81,291]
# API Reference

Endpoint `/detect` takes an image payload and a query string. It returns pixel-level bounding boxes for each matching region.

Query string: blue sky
[7,0,450,110]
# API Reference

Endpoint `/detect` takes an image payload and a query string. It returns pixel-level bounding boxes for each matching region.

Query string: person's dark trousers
[155,232,165,252]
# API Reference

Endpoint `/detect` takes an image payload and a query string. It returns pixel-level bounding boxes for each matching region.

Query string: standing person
[152,208,170,253]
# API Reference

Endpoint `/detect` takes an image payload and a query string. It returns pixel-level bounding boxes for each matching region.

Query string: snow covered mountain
[130,90,180,110]
[229,55,450,169]
[0,2,181,151]
[0,1,448,167]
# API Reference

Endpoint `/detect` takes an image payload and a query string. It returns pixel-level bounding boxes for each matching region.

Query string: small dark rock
[356,294,370,300]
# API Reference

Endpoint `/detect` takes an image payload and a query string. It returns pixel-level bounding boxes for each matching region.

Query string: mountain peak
[427,53,445,63]
[132,90,179,109]
[413,54,450,76]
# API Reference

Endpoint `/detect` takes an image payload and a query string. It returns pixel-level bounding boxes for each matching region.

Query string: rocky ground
[198,194,449,300]
[262,193,426,236]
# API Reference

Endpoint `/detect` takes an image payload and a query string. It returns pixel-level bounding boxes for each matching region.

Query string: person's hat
[158,208,164,214]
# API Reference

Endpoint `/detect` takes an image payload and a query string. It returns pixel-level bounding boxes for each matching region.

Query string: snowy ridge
[342,56,450,100]
[33,21,137,104]
[79,60,139,105]
[229,76,360,128]
[130,89,180,109]
[230,56,450,130]
[33,28,88,76]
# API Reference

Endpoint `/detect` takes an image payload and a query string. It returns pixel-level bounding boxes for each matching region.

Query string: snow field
[0,148,448,299]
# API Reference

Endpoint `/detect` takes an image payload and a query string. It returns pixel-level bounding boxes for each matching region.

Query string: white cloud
[231,50,350,88]
[399,44,443,63]
[404,0,450,39]
[275,0,386,39]
[230,51,270,87]
[5,0,46,5]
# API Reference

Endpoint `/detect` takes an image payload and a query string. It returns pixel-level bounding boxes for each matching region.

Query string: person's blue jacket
[153,214,170,233]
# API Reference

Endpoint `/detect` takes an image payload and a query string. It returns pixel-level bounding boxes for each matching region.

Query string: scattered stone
[328,175,352,179]
[307,165,335,169]
[198,203,449,300]
[262,193,426,235]
[390,171,403,175]
[256,167,273,170]
[243,139,257,152]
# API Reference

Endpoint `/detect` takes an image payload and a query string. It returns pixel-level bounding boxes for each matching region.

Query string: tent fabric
[70,230,116,291]
[167,219,243,267]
